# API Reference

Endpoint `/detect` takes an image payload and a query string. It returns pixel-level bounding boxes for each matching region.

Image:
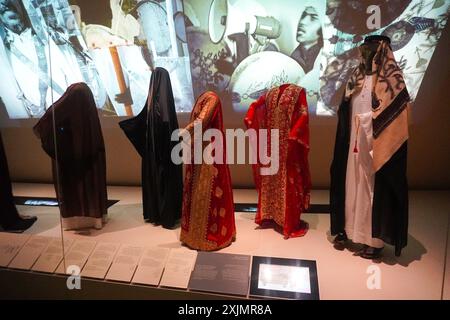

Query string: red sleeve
[244,94,265,129]
[288,88,309,149]
[289,88,311,210]
[244,94,266,189]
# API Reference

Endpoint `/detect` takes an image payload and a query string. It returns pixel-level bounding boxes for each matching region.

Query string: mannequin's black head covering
[120,67,179,157]
[147,67,176,123]
[149,67,171,92]
[364,35,391,44]
[119,67,183,229]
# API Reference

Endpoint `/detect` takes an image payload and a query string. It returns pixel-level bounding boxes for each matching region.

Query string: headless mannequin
[334,35,391,259]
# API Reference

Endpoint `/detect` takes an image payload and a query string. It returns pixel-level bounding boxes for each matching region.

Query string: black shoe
[333,232,348,245]
[333,232,348,251]
[361,246,383,259]
[3,216,37,232]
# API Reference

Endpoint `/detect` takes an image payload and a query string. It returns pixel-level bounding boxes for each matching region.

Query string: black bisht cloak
[329,97,408,256]
[0,131,33,229]
[0,131,17,226]
[33,83,108,222]
[119,67,183,229]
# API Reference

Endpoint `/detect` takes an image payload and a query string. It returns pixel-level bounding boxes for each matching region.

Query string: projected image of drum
[229,52,305,112]
[208,0,228,44]
[382,21,415,51]
[174,11,188,43]
[135,0,171,56]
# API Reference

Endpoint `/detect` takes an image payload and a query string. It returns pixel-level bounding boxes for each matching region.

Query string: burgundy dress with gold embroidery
[245,84,311,238]
[180,91,236,251]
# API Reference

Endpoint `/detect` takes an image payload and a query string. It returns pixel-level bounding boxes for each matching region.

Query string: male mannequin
[330,35,409,258]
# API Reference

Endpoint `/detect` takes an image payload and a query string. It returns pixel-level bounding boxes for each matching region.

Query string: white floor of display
[2,183,450,300]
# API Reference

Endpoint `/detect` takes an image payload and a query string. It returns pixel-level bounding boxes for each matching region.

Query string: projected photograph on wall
[0,0,101,118]
[0,1,448,119]
[0,0,194,119]
[183,0,449,116]
[318,0,450,115]
[183,0,325,115]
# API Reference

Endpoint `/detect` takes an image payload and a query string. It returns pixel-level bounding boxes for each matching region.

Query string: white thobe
[345,75,384,248]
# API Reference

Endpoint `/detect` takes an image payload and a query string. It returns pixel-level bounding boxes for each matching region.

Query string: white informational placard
[188,252,251,296]
[132,247,170,286]
[55,239,97,275]
[0,232,30,267]
[81,242,120,279]
[258,264,311,294]
[105,244,144,283]
[160,248,197,289]
[8,236,53,270]
[32,238,74,273]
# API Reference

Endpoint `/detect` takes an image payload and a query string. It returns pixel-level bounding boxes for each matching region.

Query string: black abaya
[119,68,183,229]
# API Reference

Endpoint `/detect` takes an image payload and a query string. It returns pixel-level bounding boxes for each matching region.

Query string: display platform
[1,183,449,300]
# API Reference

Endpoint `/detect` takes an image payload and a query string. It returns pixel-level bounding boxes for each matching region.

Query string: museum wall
[1,21,449,190]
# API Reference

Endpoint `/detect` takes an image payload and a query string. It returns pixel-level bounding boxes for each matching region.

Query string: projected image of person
[70,0,194,115]
[290,6,323,74]
[39,2,81,67]
[0,0,48,117]
[0,0,81,117]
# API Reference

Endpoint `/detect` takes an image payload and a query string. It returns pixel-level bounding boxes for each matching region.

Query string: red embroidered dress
[180,91,236,251]
[245,84,311,238]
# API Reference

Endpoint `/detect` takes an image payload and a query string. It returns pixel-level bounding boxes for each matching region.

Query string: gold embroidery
[180,164,215,250]
[184,92,219,136]
[300,105,308,114]
[219,207,226,218]
[260,85,302,227]
[180,92,234,251]
[215,186,223,198]
[221,226,227,237]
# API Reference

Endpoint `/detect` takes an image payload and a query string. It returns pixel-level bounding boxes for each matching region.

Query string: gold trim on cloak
[180,93,234,251]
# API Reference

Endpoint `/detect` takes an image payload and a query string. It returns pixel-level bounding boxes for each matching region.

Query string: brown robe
[34,83,107,230]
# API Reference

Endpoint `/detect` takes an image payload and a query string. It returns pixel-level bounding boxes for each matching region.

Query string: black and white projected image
[68,0,194,115]
[76,0,194,116]
[184,0,450,116]
[184,0,325,114]
[0,0,104,118]
[0,0,448,119]
[317,0,450,115]
[0,0,194,119]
